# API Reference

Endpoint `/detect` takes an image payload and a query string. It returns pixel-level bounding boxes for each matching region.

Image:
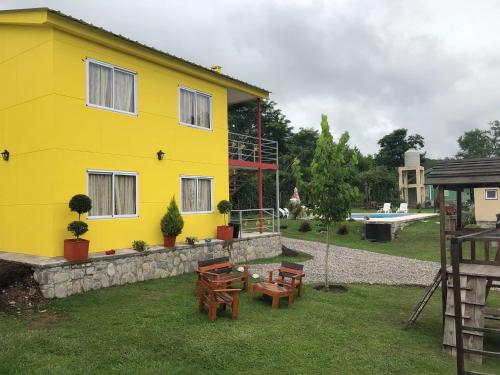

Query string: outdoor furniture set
[196,257,305,321]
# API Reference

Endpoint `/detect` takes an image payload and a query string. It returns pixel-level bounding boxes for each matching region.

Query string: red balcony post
[257,98,263,233]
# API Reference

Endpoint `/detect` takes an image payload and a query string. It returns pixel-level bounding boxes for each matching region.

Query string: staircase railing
[230,208,277,236]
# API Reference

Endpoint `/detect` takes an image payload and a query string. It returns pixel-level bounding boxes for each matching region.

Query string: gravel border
[249,238,440,286]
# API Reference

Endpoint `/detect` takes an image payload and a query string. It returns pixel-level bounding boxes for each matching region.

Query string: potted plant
[186,236,198,245]
[64,194,92,261]
[161,197,184,248]
[216,200,233,241]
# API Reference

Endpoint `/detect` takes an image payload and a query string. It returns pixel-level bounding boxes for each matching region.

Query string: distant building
[474,188,500,227]
[398,149,425,207]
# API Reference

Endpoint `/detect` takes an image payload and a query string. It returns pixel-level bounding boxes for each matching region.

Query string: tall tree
[307,114,358,290]
[375,128,425,170]
[456,129,494,159]
[488,120,500,157]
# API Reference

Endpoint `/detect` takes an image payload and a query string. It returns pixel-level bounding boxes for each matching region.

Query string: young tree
[308,114,358,290]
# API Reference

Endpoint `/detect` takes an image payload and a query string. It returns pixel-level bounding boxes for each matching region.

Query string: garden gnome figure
[290,187,301,204]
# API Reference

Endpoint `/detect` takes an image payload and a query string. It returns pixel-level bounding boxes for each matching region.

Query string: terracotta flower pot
[163,236,177,248]
[217,225,234,241]
[64,239,90,261]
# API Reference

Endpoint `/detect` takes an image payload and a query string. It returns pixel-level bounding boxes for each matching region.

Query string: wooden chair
[268,261,305,298]
[198,271,241,321]
[196,256,248,296]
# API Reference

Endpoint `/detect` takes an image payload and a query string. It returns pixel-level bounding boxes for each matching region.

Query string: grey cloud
[1,0,498,157]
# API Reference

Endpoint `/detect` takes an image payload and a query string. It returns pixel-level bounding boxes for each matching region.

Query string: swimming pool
[351,213,410,219]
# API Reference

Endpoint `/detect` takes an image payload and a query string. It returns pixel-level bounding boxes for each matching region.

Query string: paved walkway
[249,238,440,286]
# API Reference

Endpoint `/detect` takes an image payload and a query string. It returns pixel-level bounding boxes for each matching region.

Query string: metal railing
[228,132,278,164]
[230,208,278,236]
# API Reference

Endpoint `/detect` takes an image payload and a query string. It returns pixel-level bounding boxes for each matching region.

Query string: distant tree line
[229,100,426,210]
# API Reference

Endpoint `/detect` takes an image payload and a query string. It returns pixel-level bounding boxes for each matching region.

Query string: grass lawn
[1,273,499,374]
[280,218,442,262]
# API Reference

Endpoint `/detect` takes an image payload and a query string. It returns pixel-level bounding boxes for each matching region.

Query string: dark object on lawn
[336,224,349,235]
[364,223,392,242]
[280,224,288,229]
[282,244,299,257]
[314,284,348,293]
[298,221,312,232]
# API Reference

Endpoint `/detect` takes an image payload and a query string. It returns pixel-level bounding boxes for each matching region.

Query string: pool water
[350,213,410,219]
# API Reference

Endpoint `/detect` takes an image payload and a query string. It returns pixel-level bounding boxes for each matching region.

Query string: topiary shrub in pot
[64,194,92,261]
[161,197,184,248]
[216,200,233,241]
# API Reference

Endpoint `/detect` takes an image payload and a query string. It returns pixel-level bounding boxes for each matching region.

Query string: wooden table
[248,282,293,309]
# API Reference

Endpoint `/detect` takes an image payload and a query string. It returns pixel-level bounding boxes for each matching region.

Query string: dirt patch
[313,284,348,293]
[28,311,67,330]
[0,261,47,312]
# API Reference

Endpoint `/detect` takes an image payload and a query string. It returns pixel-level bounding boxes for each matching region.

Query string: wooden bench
[268,261,305,298]
[198,271,240,321]
[196,256,248,296]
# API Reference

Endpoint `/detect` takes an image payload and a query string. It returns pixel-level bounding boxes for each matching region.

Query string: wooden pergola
[426,157,500,374]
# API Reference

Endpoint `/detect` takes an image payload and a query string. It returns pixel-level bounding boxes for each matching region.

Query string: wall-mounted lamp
[1,149,9,161]
[157,150,165,161]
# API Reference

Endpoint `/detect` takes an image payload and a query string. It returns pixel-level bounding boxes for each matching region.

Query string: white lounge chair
[279,208,286,218]
[283,208,290,218]
[396,203,408,213]
[377,203,392,214]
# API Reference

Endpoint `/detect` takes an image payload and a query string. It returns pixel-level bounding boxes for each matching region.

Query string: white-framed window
[86,58,138,115]
[87,170,138,219]
[485,189,498,200]
[180,176,213,213]
[178,86,212,130]
[444,190,450,197]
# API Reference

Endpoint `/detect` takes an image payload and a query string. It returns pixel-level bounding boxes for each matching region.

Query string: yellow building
[474,188,500,227]
[0,8,271,257]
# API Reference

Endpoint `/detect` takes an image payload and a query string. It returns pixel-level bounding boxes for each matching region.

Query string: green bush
[336,224,349,235]
[280,224,288,230]
[298,221,312,232]
[161,197,184,237]
[67,221,88,240]
[290,202,302,220]
[217,200,232,226]
[132,240,148,252]
[69,194,92,219]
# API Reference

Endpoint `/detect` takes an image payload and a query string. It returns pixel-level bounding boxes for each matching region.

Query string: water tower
[398,149,425,207]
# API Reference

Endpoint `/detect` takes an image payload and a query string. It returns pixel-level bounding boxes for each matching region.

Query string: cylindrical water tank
[404,149,420,167]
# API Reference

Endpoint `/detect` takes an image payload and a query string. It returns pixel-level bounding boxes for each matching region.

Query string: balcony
[228,132,278,170]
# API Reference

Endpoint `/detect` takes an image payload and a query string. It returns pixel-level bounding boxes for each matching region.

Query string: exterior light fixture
[1,149,9,161]
[157,150,165,161]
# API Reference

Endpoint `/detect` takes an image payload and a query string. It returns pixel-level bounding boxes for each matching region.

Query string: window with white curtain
[88,171,138,218]
[87,59,137,114]
[181,176,213,213]
[485,189,498,200]
[179,87,212,129]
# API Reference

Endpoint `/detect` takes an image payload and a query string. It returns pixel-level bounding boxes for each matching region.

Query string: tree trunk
[325,223,330,290]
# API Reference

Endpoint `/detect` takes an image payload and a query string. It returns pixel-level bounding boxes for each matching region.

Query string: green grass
[246,250,313,265]
[281,219,442,262]
[0,273,498,374]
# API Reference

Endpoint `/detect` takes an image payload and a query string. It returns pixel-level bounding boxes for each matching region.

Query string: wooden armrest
[198,271,221,277]
[212,288,241,293]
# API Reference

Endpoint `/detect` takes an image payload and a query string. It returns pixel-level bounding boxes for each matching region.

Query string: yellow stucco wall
[474,188,500,223]
[0,21,234,257]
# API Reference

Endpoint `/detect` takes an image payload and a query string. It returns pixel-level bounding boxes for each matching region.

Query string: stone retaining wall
[32,234,281,299]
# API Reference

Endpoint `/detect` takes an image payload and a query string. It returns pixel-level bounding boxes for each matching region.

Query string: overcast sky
[2,0,499,158]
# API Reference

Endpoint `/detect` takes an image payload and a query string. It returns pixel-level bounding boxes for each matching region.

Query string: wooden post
[439,186,447,327]
[456,189,462,230]
[451,237,465,375]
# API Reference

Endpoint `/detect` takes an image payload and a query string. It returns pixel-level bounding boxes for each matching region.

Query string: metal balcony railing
[230,208,278,236]
[228,132,278,165]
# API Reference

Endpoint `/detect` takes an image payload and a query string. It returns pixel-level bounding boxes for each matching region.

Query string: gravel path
[249,238,440,286]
